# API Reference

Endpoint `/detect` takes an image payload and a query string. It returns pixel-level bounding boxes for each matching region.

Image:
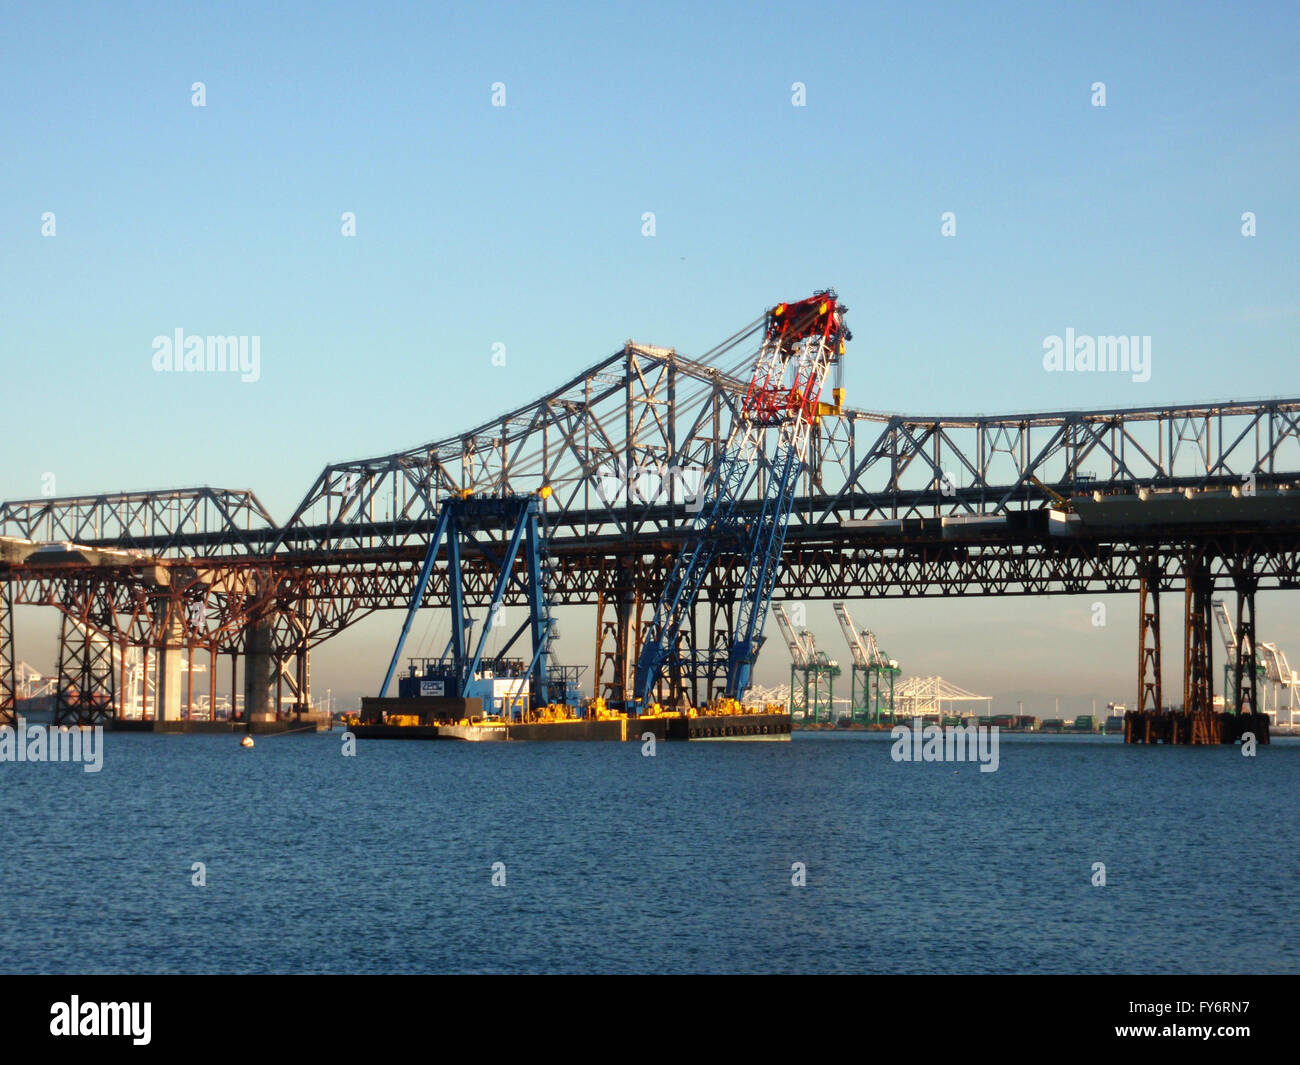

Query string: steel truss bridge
[3,313,1299,723]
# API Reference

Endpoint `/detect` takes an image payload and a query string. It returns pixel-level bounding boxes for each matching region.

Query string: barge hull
[351,712,791,742]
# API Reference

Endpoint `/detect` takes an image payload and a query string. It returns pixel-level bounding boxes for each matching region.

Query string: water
[1,730,1296,973]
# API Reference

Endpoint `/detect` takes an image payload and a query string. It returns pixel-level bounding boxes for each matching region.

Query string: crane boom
[632,291,850,708]
[771,604,810,668]
[1275,648,1295,691]
[1211,598,1238,657]
[801,630,819,662]
[833,601,870,668]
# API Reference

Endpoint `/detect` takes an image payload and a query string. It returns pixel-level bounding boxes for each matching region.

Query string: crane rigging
[631,291,850,711]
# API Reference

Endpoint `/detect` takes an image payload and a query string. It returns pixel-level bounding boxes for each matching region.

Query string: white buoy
[240,735,255,748]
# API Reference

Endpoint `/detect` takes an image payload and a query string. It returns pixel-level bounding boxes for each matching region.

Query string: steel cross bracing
[4,406,1299,565]
[252,394,1300,555]
[0,489,275,556]
[3,300,1300,717]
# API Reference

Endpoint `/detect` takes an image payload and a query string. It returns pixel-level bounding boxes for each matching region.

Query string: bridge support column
[1128,556,1163,743]
[294,641,311,713]
[0,581,15,726]
[1181,551,1216,744]
[703,590,734,707]
[595,569,638,707]
[282,599,313,715]
[1234,578,1257,719]
[1232,570,1269,745]
[243,614,276,721]
[56,611,117,725]
[152,607,187,722]
[0,579,15,728]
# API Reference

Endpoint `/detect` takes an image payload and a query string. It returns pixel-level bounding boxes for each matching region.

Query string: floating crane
[772,603,840,722]
[833,601,900,723]
[632,292,849,711]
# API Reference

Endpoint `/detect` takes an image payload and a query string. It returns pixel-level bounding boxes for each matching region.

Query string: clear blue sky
[3,1,1298,710]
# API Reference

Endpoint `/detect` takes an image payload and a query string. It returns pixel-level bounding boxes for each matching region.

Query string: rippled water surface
[1,730,1296,973]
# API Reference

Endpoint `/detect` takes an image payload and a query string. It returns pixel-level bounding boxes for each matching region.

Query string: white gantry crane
[1212,598,1238,659]
[15,661,58,699]
[1212,598,1258,714]
[772,603,809,671]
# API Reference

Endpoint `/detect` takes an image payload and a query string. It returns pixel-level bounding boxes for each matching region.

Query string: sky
[2,0,1298,713]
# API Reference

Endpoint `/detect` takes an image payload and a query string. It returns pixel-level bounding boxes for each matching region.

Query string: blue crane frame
[379,493,554,709]
[632,292,851,710]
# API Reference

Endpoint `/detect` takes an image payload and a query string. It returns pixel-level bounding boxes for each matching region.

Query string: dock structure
[2,302,1299,741]
[1122,707,1270,745]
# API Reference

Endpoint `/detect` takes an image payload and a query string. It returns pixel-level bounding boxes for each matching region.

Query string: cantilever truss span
[3,320,1300,716]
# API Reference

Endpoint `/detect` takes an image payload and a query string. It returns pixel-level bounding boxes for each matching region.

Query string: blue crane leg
[379,505,453,697]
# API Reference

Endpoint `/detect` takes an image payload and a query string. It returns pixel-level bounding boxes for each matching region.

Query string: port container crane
[833,601,899,723]
[772,602,808,715]
[772,602,810,671]
[772,602,839,722]
[631,292,849,711]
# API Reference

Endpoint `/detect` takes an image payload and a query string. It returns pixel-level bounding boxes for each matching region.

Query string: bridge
[3,310,1298,728]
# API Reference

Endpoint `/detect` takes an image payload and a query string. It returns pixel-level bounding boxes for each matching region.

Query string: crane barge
[352,291,846,742]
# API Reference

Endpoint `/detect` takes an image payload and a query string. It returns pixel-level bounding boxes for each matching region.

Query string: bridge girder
[2,335,1297,559]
